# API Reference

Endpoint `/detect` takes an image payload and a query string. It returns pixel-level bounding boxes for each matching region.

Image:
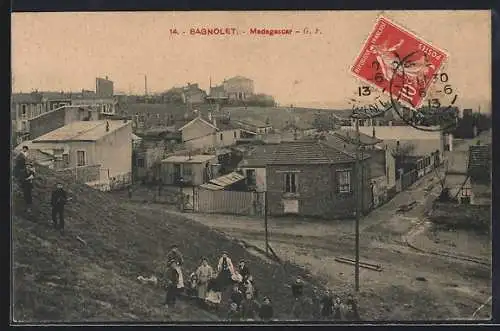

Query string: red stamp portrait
[350,16,448,109]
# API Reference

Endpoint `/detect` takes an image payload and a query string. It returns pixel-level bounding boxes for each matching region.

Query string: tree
[312,112,337,132]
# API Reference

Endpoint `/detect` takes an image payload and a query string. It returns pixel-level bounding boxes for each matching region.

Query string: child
[345,293,360,321]
[227,302,241,321]
[187,272,198,297]
[258,296,274,321]
[320,290,334,320]
[332,296,345,321]
[230,284,244,309]
[240,291,259,321]
[195,257,214,301]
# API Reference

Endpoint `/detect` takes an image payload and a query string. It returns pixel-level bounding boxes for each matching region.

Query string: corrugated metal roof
[199,183,224,190]
[209,172,245,187]
[33,120,131,142]
[162,154,216,164]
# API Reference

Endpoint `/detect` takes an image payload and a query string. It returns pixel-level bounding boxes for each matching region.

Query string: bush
[428,202,490,234]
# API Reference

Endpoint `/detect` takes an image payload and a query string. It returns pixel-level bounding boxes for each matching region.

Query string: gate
[193,186,264,216]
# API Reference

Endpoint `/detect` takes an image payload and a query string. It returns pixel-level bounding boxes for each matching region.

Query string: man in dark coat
[230,284,244,309]
[164,260,181,307]
[238,260,250,281]
[22,163,36,213]
[14,146,29,182]
[166,244,184,266]
[51,183,70,233]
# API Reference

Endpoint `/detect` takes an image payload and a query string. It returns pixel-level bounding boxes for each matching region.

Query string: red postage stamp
[350,16,448,109]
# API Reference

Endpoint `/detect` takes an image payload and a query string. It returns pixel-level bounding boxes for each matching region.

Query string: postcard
[11,10,492,323]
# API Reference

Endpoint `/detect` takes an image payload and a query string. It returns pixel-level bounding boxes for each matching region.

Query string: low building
[178,114,242,152]
[356,126,449,180]
[266,140,372,219]
[237,144,280,192]
[161,154,218,186]
[27,105,100,141]
[234,118,273,135]
[70,96,117,116]
[31,120,133,188]
[11,92,73,144]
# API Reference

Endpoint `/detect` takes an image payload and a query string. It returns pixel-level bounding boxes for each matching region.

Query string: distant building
[161,154,218,185]
[28,105,100,141]
[234,118,273,135]
[96,76,114,97]
[222,76,254,101]
[162,83,207,104]
[31,120,133,188]
[71,96,117,116]
[11,92,72,144]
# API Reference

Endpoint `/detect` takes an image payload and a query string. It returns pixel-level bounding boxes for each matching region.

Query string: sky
[12,10,491,111]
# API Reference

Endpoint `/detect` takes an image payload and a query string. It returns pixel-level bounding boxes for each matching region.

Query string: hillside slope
[12,165,321,322]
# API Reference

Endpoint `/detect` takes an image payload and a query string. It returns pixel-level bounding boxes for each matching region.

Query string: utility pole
[354,117,361,292]
[264,191,269,255]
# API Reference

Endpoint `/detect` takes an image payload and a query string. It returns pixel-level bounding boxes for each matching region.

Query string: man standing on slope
[22,163,36,213]
[51,183,71,234]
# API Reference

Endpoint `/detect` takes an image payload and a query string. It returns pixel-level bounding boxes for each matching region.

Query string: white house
[31,120,132,188]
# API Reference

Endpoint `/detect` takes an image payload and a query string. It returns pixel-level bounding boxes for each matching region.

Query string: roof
[331,129,383,146]
[224,76,253,82]
[12,93,43,104]
[162,154,216,164]
[356,126,442,141]
[178,116,218,132]
[209,172,245,187]
[199,183,224,190]
[268,140,365,165]
[236,118,271,128]
[33,120,131,143]
[239,144,281,168]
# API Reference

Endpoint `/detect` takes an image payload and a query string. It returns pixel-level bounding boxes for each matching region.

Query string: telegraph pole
[354,117,361,292]
[264,191,269,255]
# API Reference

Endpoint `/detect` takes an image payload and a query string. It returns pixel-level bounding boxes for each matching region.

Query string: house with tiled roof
[265,140,373,219]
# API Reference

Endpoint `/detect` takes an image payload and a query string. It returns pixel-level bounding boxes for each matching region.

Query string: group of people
[160,245,360,321]
[289,277,360,321]
[14,146,71,234]
[162,245,274,321]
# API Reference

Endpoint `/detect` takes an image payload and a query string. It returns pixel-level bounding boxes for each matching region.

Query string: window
[234,131,237,138]
[77,150,86,166]
[284,173,298,193]
[337,169,352,193]
[220,133,223,141]
[137,158,145,168]
[21,105,27,119]
[246,169,256,186]
[183,164,192,176]
[62,154,69,166]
